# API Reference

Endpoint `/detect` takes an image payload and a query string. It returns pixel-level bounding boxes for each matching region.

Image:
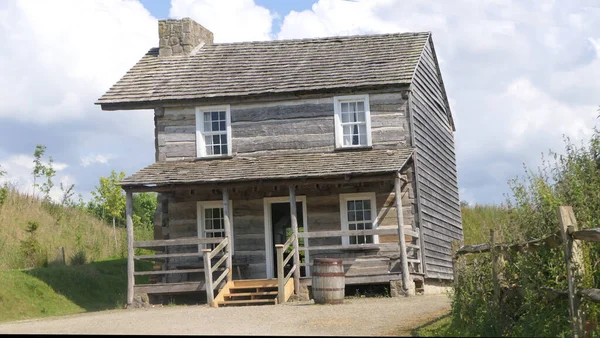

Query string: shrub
[69,250,87,266]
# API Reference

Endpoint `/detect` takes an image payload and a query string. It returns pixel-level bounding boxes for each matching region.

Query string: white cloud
[169,0,275,42]
[80,154,114,167]
[0,0,157,123]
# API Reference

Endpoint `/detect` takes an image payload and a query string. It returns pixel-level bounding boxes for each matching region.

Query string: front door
[264,197,308,279]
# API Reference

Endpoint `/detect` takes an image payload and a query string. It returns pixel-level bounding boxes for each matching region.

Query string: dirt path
[0,294,450,336]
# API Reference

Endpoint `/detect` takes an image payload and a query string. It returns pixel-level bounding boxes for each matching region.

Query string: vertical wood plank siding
[410,38,463,280]
[156,92,409,160]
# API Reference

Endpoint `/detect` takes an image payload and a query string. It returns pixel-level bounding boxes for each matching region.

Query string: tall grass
[0,187,127,270]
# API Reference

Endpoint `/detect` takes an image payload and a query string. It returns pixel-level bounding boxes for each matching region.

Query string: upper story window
[195,105,232,158]
[333,95,372,149]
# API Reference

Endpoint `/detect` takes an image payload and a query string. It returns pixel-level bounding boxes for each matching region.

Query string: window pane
[365,222,373,230]
[355,211,363,221]
[212,121,219,131]
[366,235,373,243]
[358,125,367,145]
[352,125,359,145]
[343,135,352,146]
[220,121,226,131]
[342,112,350,123]
[347,200,355,211]
[211,111,219,120]
[363,200,371,210]
[204,112,211,121]
[364,210,371,221]
[348,102,356,113]
[221,145,228,155]
[219,111,226,120]
[205,219,212,230]
[205,208,212,218]
[348,211,356,221]
[350,236,357,245]
[213,135,220,144]
[355,200,363,210]
[341,102,348,113]
[205,135,214,146]
[220,134,227,145]
[204,121,212,131]
[213,145,221,155]
[357,236,365,244]
[357,111,366,122]
[205,145,213,155]
[357,101,364,112]
[349,223,356,230]
[343,125,352,136]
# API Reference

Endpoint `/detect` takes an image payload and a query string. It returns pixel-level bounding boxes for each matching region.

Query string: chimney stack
[158,18,213,57]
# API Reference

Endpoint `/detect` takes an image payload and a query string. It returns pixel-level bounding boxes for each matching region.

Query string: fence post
[558,206,584,338]
[276,244,285,304]
[61,247,66,265]
[490,229,502,304]
[203,248,214,306]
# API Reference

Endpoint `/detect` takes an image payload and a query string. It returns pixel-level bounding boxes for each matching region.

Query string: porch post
[222,188,233,282]
[394,174,411,296]
[126,190,135,306]
[288,185,300,294]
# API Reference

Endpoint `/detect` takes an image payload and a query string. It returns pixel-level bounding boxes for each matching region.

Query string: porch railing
[296,227,421,270]
[275,233,297,304]
[203,237,232,305]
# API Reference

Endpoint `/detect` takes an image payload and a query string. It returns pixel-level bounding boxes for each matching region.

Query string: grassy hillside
[0,188,127,270]
[0,259,152,323]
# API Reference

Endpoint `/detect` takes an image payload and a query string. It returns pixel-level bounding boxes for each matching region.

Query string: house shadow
[25,258,151,312]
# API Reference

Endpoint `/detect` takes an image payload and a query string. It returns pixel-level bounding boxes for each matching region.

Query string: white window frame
[333,94,372,149]
[196,200,234,254]
[339,192,379,246]
[195,105,232,158]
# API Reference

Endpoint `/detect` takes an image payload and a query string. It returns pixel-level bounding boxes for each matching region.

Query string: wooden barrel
[312,258,345,304]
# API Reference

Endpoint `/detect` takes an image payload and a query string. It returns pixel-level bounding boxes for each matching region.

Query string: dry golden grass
[0,188,126,270]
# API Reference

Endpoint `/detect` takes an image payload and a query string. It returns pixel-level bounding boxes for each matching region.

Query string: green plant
[20,221,47,268]
[69,250,87,266]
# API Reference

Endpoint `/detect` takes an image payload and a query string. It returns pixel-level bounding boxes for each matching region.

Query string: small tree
[0,164,7,206]
[60,182,76,206]
[91,170,126,250]
[32,145,56,200]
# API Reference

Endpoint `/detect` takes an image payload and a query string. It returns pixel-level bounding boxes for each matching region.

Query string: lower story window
[197,201,234,253]
[340,192,378,246]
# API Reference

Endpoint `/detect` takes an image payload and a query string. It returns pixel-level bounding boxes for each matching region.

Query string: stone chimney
[158,18,213,57]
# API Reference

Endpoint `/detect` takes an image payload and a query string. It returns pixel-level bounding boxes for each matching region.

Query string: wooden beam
[134,282,205,294]
[395,175,411,296]
[298,243,400,252]
[222,188,233,282]
[572,228,600,242]
[134,237,221,248]
[289,185,300,296]
[276,244,285,304]
[558,206,584,338]
[126,190,134,306]
[298,228,401,238]
[203,248,214,305]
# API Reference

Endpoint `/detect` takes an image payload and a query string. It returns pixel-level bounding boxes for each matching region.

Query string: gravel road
[0,294,450,336]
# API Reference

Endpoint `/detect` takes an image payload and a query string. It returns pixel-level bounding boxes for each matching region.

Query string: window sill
[192,155,234,162]
[333,146,373,152]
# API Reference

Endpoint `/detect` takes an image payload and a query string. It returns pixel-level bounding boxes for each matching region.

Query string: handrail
[276,236,298,305]
[134,237,222,248]
[283,234,295,251]
[285,265,297,283]
[283,250,294,266]
[297,228,405,238]
[203,237,232,306]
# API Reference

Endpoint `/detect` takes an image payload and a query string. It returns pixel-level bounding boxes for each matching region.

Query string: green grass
[0,258,152,323]
[411,314,452,337]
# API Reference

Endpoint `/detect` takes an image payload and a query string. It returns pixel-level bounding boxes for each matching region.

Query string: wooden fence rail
[452,206,599,338]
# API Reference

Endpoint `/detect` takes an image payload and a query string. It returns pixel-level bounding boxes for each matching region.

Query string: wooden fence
[452,206,600,338]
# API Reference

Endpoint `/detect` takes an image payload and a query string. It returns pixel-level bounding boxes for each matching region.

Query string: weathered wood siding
[155,92,409,161]
[157,173,417,281]
[410,37,463,280]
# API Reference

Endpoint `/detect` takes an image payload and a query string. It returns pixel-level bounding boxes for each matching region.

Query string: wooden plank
[134,282,205,294]
[232,117,333,138]
[276,245,285,304]
[134,252,200,260]
[572,228,600,242]
[222,189,233,282]
[134,268,207,276]
[134,237,221,248]
[231,103,333,123]
[284,277,295,303]
[395,175,411,295]
[558,206,584,338]
[580,289,600,303]
[298,228,400,238]
[299,243,399,252]
[126,191,134,306]
[208,238,229,259]
[289,186,301,296]
[203,249,214,305]
[211,253,229,273]
[213,268,230,290]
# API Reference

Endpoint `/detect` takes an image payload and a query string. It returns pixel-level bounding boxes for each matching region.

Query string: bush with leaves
[449,130,600,337]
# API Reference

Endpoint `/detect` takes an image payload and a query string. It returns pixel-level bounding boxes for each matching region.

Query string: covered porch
[121,149,422,307]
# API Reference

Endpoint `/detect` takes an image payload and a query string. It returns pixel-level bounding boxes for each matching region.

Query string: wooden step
[228,286,277,292]
[225,291,278,297]
[217,298,277,307]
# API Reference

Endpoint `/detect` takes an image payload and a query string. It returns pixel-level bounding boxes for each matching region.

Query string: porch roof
[120,148,414,189]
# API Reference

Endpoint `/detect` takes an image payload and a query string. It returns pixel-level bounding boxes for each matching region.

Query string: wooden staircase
[212,279,293,307]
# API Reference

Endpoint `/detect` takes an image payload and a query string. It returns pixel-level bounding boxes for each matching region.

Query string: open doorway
[264,196,309,279]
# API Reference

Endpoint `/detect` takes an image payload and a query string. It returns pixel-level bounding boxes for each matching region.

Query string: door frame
[263,196,309,279]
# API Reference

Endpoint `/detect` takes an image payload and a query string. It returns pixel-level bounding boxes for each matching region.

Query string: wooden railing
[297,228,421,268]
[452,206,600,338]
[203,237,232,305]
[275,234,297,304]
[130,236,232,303]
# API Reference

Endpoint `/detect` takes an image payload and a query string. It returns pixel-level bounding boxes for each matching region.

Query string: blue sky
[0,0,599,206]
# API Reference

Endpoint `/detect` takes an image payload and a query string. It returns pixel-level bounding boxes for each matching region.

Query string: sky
[0,0,599,205]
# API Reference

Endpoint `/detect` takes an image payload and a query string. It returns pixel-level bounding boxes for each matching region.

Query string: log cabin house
[96,18,463,307]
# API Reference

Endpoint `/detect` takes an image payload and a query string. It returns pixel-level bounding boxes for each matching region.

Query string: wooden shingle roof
[120,149,414,188]
[97,32,430,107]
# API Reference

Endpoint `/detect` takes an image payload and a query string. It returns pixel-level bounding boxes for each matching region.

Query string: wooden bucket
[312,258,345,304]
